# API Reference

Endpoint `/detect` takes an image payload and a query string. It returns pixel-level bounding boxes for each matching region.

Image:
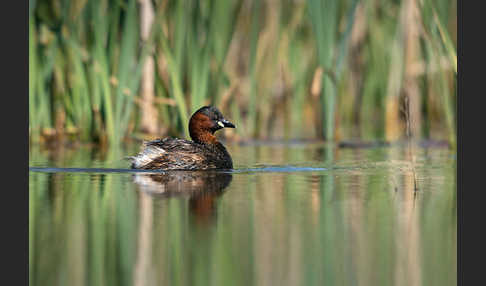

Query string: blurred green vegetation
[29,0,457,147]
[29,144,457,286]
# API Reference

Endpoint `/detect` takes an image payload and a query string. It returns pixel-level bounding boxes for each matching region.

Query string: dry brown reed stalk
[310,67,323,138]
[220,80,240,112]
[402,95,419,193]
[403,0,422,138]
[139,0,158,135]
[348,2,367,138]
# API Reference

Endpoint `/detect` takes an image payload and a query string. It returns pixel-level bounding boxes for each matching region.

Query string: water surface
[29,142,456,286]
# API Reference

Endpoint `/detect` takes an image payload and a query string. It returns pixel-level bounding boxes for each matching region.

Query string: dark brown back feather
[131,138,233,170]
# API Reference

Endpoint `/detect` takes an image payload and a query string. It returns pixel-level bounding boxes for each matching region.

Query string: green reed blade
[29,19,37,133]
[431,6,457,74]
[112,0,138,142]
[307,0,338,141]
[335,0,359,79]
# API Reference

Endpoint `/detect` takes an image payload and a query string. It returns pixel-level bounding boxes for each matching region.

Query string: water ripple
[29,165,327,175]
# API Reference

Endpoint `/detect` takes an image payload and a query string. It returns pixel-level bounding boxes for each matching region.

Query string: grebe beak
[219,119,236,128]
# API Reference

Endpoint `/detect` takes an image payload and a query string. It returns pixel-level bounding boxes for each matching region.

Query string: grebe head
[189,106,235,144]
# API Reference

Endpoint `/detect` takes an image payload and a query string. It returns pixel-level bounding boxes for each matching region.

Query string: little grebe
[130,106,235,170]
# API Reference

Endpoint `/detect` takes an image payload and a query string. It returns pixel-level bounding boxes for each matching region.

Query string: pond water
[29,141,456,286]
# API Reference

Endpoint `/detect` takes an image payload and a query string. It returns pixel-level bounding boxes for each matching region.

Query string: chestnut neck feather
[189,112,218,144]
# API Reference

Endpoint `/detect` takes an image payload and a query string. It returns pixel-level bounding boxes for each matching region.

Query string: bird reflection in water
[132,171,233,286]
[133,171,233,224]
